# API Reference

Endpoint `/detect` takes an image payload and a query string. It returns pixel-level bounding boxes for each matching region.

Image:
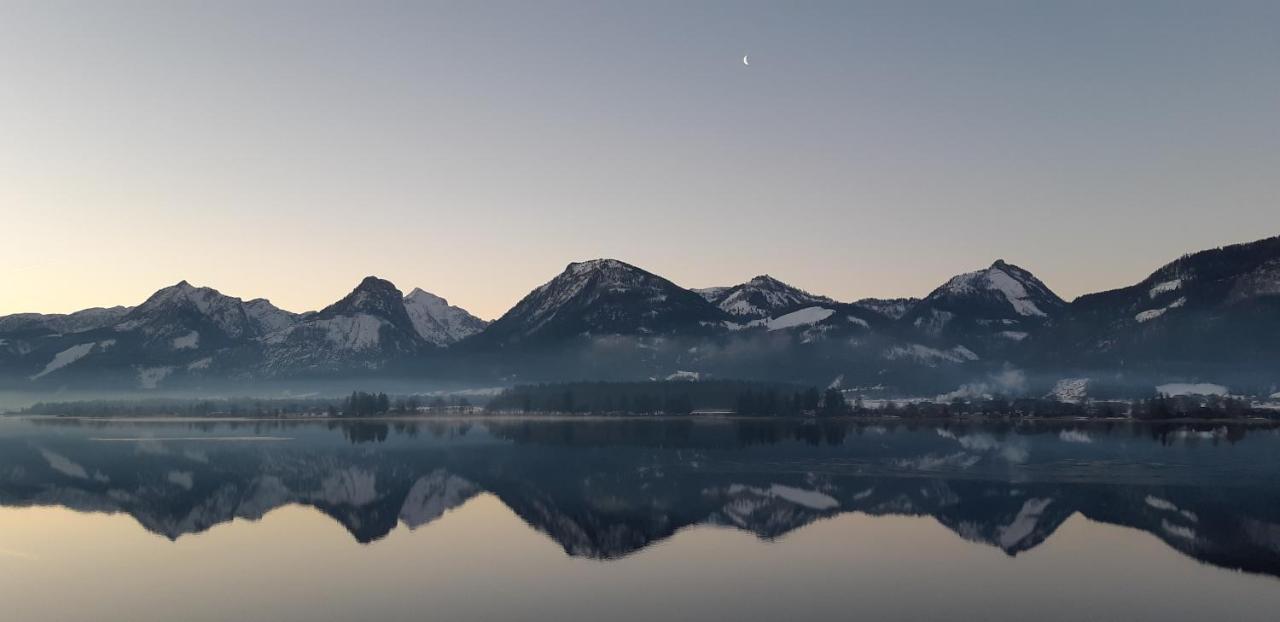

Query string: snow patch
[1149,278,1182,298]
[726,483,839,510]
[137,366,174,389]
[321,314,384,350]
[986,269,1046,317]
[167,471,194,490]
[30,343,96,380]
[317,468,378,506]
[1058,430,1093,443]
[1162,520,1197,541]
[1135,297,1186,323]
[885,344,979,366]
[764,306,835,331]
[1157,382,1227,396]
[1048,378,1089,402]
[171,330,199,350]
[40,448,89,479]
[997,498,1054,549]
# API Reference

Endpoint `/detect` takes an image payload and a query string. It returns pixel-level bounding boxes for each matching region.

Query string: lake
[1,416,1278,621]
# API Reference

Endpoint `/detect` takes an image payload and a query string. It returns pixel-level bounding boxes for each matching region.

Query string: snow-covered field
[1156,383,1228,396]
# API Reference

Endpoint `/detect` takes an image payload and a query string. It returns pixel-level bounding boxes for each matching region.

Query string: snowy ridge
[116,281,256,338]
[243,299,298,335]
[6,234,1280,387]
[702,275,833,319]
[521,259,637,334]
[0,306,132,336]
[692,286,729,302]
[403,288,488,346]
[854,298,917,320]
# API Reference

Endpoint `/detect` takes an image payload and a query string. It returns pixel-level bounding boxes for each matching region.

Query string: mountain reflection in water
[1,417,1279,580]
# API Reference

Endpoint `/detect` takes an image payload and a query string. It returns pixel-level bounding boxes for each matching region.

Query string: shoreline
[5,413,1277,425]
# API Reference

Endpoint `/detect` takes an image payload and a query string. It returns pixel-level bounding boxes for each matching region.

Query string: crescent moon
[743,54,749,66]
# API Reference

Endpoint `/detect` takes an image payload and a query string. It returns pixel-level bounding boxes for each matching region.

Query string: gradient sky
[3,1,1278,320]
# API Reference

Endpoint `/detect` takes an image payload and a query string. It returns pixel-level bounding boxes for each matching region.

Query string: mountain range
[2,234,1278,396]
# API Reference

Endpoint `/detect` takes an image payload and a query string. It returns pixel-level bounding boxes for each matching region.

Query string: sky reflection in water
[1,417,1278,622]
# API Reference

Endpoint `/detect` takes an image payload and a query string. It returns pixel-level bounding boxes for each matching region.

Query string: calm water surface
[1,416,1278,621]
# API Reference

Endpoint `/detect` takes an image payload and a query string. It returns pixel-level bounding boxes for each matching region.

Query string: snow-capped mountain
[471,259,728,347]
[902,260,1065,353]
[403,288,488,346]
[262,276,428,374]
[700,276,824,318]
[919,260,1065,321]
[700,275,834,320]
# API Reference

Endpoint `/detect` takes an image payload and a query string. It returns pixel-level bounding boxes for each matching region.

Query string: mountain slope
[471,259,728,347]
[1049,235,1280,378]
[9,282,300,387]
[403,288,488,346]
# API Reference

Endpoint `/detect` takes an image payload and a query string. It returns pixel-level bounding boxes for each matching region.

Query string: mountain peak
[355,275,397,291]
[137,280,233,312]
[402,287,488,346]
[919,260,1065,329]
[475,259,723,345]
[111,280,263,345]
[747,274,783,286]
[565,258,635,276]
[322,277,408,319]
[707,275,832,319]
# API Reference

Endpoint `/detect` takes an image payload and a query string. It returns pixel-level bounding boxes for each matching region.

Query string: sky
[2,1,1278,320]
